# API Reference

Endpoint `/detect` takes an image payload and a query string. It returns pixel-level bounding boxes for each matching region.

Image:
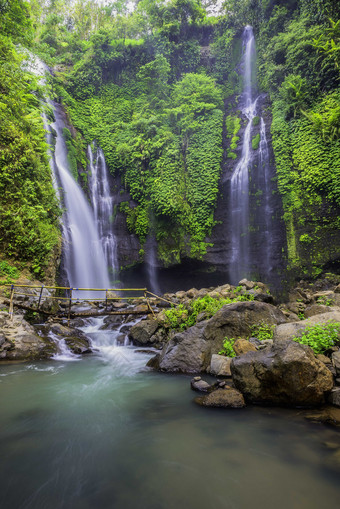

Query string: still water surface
[1,337,340,509]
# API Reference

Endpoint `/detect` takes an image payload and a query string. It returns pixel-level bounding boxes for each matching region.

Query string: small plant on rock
[292,322,340,354]
[251,321,275,341]
[219,337,236,357]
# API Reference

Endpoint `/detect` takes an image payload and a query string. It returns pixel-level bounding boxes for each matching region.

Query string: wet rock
[233,339,256,356]
[129,319,159,345]
[190,377,211,392]
[327,388,340,408]
[0,313,57,361]
[156,323,207,373]
[186,288,199,299]
[64,337,91,355]
[195,387,245,408]
[305,406,340,427]
[146,353,161,369]
[231,338,333,407]
[209,354,232,376]
[331,351,340,376]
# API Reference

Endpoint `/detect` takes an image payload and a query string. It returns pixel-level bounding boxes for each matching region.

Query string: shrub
[292,322,340,354]
[219,337,236,357]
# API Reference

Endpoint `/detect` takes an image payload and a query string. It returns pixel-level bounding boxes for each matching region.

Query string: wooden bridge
[1,284,173,322]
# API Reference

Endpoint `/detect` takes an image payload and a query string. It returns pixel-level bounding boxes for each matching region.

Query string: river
[0,323,339,509]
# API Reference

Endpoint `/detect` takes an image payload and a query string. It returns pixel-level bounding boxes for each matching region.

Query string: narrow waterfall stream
[229,26,257,282]
[229,26,277,284]
[87,145,118,283]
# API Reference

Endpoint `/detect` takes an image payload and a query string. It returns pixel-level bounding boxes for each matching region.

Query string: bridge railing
[0,284,173,322]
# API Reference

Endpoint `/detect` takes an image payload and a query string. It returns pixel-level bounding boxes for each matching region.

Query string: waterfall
[144,235,161,295]
[229,26,257,282]
[87,145,118,282]
[50,107,111,296]
[28,54,111,296]
[228,26,282,286]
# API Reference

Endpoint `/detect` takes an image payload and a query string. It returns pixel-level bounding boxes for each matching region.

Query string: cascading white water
[229,26,257,282]
[87,145,118,282]
[28,54,111,297]
[51,109,111,296]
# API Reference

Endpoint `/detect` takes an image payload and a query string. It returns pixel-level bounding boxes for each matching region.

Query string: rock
[316,354,332,364]
[335,284,340,294]
[186,288,199,299]
[112,302,127,309]
[64,336,91,354]
[0,314,57,361]
[332,351,340,376]
[146,353,161,369]
[157,324,207,373]
[231,338,333,407]
[254,293,275,304]
[135,304,149,313]
[304,304,338,318]
[286,301,306,315]
[152,301,287,374]
[209,354,232,376]
[305,406,340,427]
[327,388,340,408]
[204,301,287,351]
[238,279,256,290]
[129,319,159,345]
[190,377,211,392]
[274,312,340,342]
[175,291,186,300]
[195,387,245,408]
[233,339,257,356]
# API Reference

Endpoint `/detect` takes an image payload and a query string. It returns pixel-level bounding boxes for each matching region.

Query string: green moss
[252,133,261,150]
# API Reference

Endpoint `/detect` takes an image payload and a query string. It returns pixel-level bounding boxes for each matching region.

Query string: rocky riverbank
[2,274,340,413]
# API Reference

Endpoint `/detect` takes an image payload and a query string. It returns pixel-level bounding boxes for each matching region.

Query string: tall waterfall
[87,145,118,282]
[229,26,279,284]
[51,108,111,294]
[229,26,257,282]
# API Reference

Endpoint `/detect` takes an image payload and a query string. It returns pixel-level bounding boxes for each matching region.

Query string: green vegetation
[0,1,61,279]
[251,321,275,340]
[292,322,340,354]
[1,0,340,279]
[219,337,236,357]
[164,292,254,330]
[0,260,19,284]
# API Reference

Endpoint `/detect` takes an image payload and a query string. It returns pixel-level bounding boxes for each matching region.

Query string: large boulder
[129,319,159,345]
[149,301,287,374]
[274,311,340,342]
[155,324,208,373]
[0,312,57,361]
[203,301,287,359]
[231,338,333,407]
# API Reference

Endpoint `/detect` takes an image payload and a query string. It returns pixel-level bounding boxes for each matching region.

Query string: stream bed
[1,326,340,509]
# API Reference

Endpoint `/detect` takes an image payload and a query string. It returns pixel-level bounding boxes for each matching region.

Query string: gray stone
[274,312,340,342]
[157,324,207,373]
[332,351,340,376]
[129,319,159,345]
[195,387,245,408]
[209,354,232,376]
[0,315,57,361]
[327,388,340,408]
[231,338,333,407]
[190,377,211,392]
